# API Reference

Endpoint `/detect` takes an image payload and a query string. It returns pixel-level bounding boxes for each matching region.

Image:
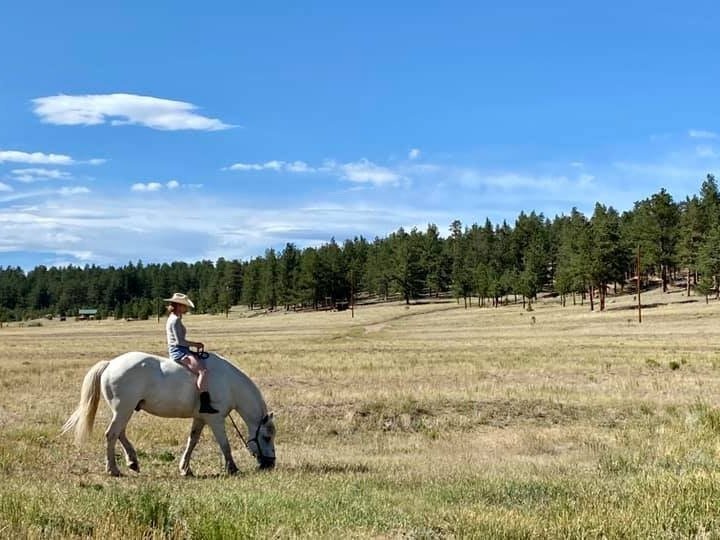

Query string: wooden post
[350,269,355,318]
[637,244,642,323]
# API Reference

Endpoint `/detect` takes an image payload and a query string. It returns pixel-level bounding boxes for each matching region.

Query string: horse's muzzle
[258,456,276,470]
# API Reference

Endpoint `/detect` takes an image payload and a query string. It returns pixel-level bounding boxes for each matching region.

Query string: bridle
[190,346,274,466]
[228,412,273,462]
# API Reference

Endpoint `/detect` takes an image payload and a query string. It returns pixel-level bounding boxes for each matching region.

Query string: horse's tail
[61,360,110,444]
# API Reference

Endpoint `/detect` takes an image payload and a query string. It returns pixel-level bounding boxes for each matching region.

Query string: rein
[228,412,268,459]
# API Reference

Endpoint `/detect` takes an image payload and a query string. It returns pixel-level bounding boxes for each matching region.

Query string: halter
[228,412,272,462]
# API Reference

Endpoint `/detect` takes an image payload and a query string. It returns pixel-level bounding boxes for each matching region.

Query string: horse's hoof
[107,469,122,477]
[226,465,239,476]
[129,462,140,473]
[180,468,194,477]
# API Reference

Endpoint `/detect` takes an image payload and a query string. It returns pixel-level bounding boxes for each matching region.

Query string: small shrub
[155,450,175,463]
[669,361,681,370]
[112,488,176,534]
[691,403,720,434]
[639,403,654,416]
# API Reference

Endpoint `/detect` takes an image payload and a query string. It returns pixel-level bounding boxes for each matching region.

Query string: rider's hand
[195,341,205,350]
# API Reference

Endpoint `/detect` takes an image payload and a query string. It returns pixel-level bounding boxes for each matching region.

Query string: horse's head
[248,412,276,470]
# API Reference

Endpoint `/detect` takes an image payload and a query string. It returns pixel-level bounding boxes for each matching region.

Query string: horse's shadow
[283,462,372,474]
[188,462,373,476]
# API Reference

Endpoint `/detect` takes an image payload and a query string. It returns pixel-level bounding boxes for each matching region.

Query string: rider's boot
[199,391,219,414]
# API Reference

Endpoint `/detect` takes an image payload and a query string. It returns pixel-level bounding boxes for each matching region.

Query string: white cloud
[0,150,74,165]
[689,129,718,139]
[226,156,405,186]
[32,93,233,131]
[10,168,72,183]
[0,150,104,166]
[227,162,264,171]
[130,180,192,192]
[0,193,452,268]
[340,159,403,185]
[0,182,12,192]
[131,182,163,192]
[263,160,284,171]
[227,161,283,171]
[570,161,584,168]
[408,148,421,160]
[59,187,90,196]
[227,160,317,173]
[286,161,314,173]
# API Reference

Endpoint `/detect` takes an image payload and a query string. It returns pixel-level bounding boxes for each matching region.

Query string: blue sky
[1,1,718,269]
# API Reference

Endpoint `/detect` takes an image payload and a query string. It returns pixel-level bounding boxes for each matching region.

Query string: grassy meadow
[4,288,720,538]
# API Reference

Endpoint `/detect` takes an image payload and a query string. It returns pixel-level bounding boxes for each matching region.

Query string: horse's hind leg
[119,429,139,473]
[179,417,205,477]
[105,408,133,476]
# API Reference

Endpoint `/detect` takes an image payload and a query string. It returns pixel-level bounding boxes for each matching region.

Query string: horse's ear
[269,411,275,419]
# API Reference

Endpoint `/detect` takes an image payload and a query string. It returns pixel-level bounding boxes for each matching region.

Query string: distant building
[77,308,98,320]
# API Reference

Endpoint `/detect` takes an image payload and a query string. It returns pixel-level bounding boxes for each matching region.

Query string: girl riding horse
[165,292,218,414]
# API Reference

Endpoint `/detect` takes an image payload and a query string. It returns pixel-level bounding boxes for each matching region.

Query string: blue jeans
[169,345,191,363]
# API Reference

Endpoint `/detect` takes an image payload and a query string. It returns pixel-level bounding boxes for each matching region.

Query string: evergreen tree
[278,243,301,309]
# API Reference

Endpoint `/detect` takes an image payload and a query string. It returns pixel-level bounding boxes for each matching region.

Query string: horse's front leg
[179,417,205,477]
[208,418,238,475]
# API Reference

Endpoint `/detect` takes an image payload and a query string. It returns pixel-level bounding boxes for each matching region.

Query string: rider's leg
[180,354,218,414]
[197,367,209,392]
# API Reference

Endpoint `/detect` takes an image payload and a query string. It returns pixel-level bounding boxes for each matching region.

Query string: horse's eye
[263,435,271,443]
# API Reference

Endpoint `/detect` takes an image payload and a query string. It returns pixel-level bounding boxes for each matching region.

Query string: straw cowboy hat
[164,292,195,308]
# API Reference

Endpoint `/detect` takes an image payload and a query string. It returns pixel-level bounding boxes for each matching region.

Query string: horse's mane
[210,352,268,413]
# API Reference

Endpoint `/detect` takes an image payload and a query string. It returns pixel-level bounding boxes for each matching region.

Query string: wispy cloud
[59,187,90,196]
[689,129,718,139]
[32,93,233,131]
[408,148,421,160]
[225,157,402,186]
[286,161,315,173]
[696,145,717,158]
[339,159,403,186]
[10,168,72,183]
[6,139,719,268]
[0,150,75,165]
[0,182,12,192]
[456,170,594,192]
[226,160,315,172]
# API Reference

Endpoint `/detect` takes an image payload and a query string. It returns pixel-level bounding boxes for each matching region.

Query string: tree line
[1,175,720,322]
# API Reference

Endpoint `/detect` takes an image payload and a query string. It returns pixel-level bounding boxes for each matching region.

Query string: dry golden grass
[4,288,720,537]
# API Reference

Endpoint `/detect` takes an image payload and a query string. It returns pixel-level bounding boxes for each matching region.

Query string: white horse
[62,351,276,476]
